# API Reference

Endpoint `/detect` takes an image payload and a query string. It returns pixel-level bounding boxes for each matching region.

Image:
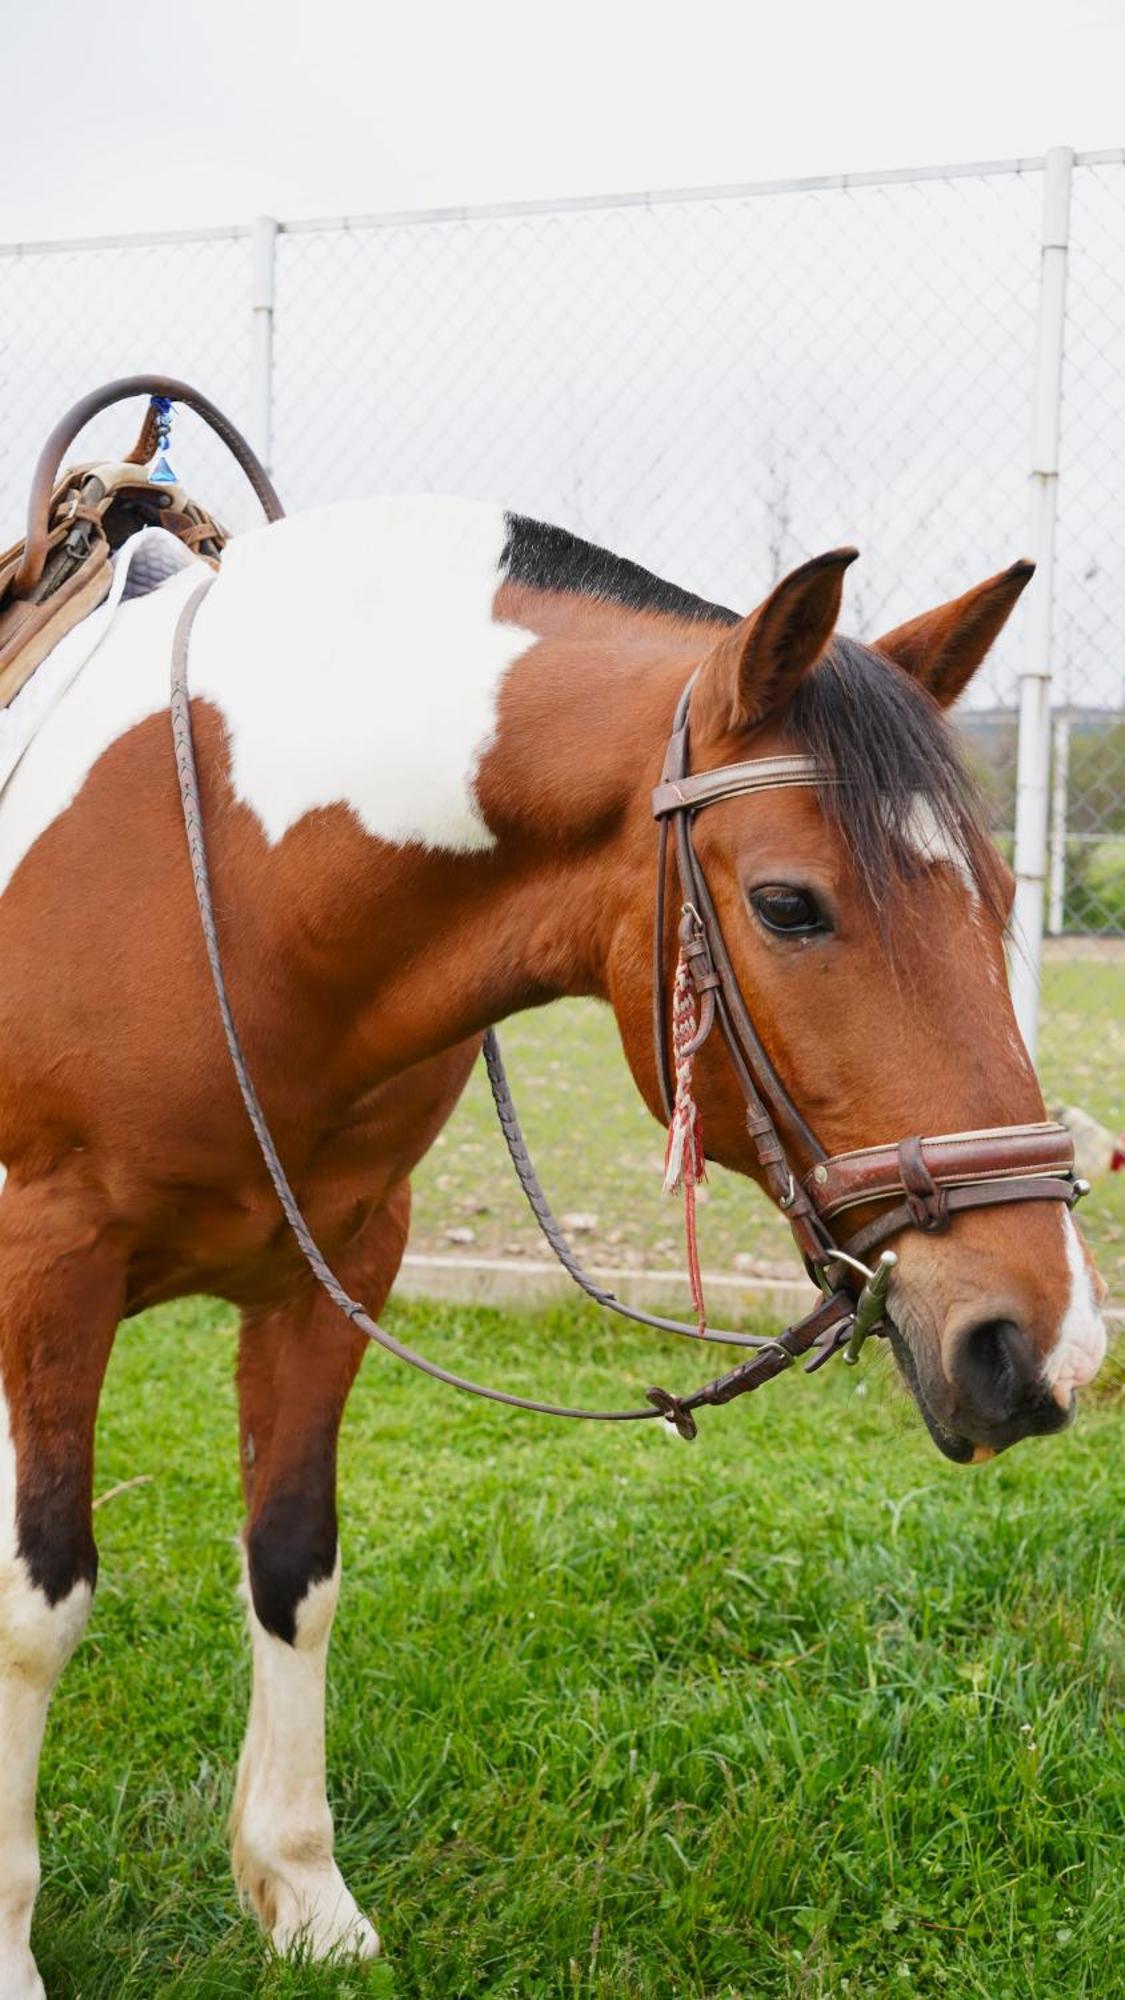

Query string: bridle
[74,375,1079,1443]
[651,677,1086,1277]
[640,678,1088,1421]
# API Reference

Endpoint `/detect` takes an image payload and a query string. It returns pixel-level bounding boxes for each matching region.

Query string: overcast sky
[2,0,1123,242]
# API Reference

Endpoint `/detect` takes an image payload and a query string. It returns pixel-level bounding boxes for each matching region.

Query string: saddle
[0,375,282,711]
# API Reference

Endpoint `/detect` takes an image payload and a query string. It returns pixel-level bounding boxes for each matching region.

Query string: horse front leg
[0,1184,122,2000]
[230,1183,410,1963]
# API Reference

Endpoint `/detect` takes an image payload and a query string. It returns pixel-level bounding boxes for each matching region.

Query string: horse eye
[749,886,829,936]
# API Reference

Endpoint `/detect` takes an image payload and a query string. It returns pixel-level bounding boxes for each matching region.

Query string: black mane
[502,513,1000,919]
[502,512,738,627]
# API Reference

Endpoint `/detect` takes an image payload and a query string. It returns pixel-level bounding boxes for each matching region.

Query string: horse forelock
[786,635,1006,931]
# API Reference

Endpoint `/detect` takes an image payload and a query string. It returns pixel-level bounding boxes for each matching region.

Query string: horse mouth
[885,1319,977,1465]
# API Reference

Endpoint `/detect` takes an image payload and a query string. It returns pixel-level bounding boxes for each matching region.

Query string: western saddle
[0,375,283,710]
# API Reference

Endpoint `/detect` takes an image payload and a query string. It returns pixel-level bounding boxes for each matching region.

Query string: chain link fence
[2,151,1123,970]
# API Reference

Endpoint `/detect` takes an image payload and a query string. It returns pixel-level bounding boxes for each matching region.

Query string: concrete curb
[397,1252,1125,1325]
[400,1254,824,1321]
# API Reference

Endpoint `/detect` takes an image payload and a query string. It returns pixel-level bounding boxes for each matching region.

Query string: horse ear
[875,561,1034,709]
[692,548,858,740]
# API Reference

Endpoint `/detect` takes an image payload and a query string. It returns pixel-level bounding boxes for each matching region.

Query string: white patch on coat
[0,1373,92,1999]
[188,498,532,850]
[903,795,978,899]
[1042,1212,1108,1408]
[0,499,532,902]
[231,1551,379,1962]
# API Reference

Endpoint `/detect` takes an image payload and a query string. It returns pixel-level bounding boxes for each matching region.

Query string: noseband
[158,405,1085,1440]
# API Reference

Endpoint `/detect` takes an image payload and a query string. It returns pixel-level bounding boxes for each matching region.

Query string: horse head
[606,550,1107,1460]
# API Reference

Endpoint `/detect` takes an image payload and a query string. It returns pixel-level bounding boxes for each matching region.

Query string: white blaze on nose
[1043,1213,1107,1408]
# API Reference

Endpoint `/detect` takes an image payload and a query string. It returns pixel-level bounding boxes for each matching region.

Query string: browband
[652,752,827,818]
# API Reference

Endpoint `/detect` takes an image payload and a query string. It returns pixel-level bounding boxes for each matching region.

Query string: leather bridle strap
[652,684,836,1275]
[841,1173,1081,1263]
[651,752,840,817]
[813,1124,1081,1261]
[654,687,828,1164]
[807,1122,1076,1216]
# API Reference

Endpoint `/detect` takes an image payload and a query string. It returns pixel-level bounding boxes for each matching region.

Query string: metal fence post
[1047,707,1070,933]
[249,215,278,471]
[1010,146,1073,1060]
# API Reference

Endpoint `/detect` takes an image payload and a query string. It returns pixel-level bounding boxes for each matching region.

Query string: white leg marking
[1043,1213,1108,1408]
[231,1551,378,1962]
[0,1370,91,2000]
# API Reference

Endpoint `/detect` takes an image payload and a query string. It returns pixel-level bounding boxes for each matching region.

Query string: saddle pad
[0,527,205,799]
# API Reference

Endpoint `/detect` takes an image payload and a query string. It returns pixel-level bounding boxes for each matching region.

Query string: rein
[145,382,1089,1441]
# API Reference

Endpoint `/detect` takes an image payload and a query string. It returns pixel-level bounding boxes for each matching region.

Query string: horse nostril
[954,1317,1037,1426]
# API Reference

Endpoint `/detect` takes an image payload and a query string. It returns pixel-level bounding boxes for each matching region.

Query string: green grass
[37,1294,1125,1998]
[1038,944,1125,1301]
[413,947,1125,1303]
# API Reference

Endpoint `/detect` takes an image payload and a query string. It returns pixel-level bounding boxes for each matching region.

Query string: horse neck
[476,591,711,980]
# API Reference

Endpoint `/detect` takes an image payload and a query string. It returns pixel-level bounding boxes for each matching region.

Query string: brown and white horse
[0,497,1107,1989]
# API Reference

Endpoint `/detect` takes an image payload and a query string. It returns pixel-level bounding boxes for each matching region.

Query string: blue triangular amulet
[147,395,177,485]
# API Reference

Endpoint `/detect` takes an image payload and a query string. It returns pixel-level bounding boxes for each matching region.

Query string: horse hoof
[274,1910,381,1963]
[0,1955,46,2000]
[265,1867,381,1963]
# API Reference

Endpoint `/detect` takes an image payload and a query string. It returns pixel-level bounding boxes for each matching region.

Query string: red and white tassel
[662,950,708,1333]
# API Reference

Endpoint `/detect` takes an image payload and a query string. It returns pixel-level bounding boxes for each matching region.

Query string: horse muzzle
[888,1275,1105,1462]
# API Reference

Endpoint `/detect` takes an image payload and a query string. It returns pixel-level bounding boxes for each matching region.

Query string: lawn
[36,1289,1124,1998]
[32,942,1124,1997]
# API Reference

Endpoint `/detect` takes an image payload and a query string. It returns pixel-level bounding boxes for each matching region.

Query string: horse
[0,492,1107,1991]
